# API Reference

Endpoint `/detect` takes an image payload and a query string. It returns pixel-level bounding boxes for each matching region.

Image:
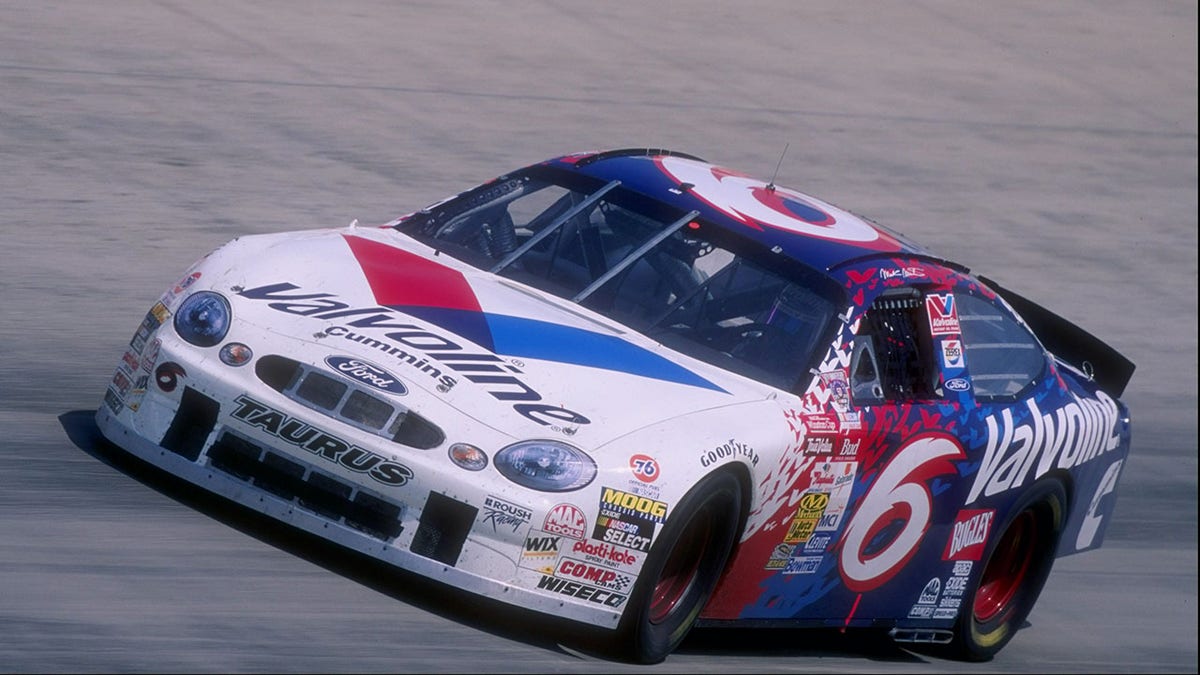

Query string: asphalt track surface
[1,2,1195,673]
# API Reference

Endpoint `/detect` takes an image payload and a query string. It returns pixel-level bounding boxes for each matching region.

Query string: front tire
[613,471,742,664]
[948,479,1067,661]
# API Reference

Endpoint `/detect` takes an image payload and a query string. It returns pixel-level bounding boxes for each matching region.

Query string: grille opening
[254,354,445,450]
[342,390,394,429]
[255,355,301,392]
[411,492,476,566]
[207,432,261,480]
[300,472,354,520]
[295,371,347,410]
[258,451,306,500]
[160,386,219,461]
[345,492,405,540]
[206,432,406,542]
[394,414,445,450]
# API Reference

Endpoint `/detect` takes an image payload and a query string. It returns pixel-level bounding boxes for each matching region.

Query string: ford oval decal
[945,377,971,392]
[324,356,407,395]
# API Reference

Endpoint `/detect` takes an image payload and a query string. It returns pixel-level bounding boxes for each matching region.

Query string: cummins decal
[237,283,590,427]
[230,395,413,486]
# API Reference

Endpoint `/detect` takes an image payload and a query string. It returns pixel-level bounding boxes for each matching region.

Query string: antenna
[766,142,790,192]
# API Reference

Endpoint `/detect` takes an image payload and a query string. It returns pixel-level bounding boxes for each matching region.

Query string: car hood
[198,226,769,446]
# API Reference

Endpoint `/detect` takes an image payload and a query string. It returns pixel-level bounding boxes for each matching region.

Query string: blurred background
[1,2,1195,672]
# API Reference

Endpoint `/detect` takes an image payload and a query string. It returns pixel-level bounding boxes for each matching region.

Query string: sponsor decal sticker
[941,338,965,369]
[103,387,124,415]
[121,350,141,373]
[926,294,960,336]
[803,533,833,555]
[481,495,532,534]
[782,555,822,575]
[111,369,133,397]
[599,487,667,523]
[535,575,627,607]
[519,530,562,573]
[819,370,851,412]
[324,356,408,395]
[918,577,942,605]
[593,512,655,553]
[544,503,587,539]
[629,454,660,483]
[140,339,161,372]
[943,509,995,561]
[943,575,969,597]
[700,438,759,468]
[571,539,638,569]
[155,362,186,392]
[908,605,935,619]
[945,377,970,392]
[784,492,829,544]
[764,543,794,570]
[803,436,834,455]
[802,414,840,435]
[554,557,634,593]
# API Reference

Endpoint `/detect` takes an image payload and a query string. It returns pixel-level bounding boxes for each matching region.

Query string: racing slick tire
[613,470,743,664]
[947,478,1067,661]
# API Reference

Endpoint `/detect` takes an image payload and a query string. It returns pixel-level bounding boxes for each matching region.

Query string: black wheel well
[705,463,752,560]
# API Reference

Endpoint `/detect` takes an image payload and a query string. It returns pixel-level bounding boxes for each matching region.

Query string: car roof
[540,148,950,274]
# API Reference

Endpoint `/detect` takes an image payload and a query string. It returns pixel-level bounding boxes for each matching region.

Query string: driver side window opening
[851,289,938,404]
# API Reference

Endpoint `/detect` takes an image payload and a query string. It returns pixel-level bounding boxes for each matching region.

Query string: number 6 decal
[839,434,963,592]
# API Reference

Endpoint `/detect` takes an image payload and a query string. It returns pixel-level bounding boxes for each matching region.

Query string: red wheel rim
[648,513,711,624]
[974,510,1036,623]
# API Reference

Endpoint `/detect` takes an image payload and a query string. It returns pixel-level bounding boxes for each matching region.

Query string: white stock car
[97,148,1134,664]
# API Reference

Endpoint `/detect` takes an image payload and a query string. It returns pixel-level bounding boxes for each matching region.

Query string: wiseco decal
[230,395,413,486]
[536,575,627,607]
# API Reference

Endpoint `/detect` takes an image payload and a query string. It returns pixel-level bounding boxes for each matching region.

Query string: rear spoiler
[979,276,1135,398]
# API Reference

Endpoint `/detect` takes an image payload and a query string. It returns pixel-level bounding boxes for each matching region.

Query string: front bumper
[95,330,625,630]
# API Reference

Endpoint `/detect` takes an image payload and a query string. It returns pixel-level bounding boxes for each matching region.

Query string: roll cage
[395,165,847,393]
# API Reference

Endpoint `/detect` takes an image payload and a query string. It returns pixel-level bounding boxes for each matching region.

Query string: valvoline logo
[324,356,407,395]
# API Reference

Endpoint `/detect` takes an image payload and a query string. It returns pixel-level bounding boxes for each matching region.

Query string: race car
[96,148,1134,664]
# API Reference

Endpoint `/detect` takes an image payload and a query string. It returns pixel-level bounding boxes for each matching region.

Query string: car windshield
[395,165,844,392]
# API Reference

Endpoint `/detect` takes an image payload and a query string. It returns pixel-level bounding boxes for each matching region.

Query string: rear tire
[948,479,1067,661]
[613,471,742,664]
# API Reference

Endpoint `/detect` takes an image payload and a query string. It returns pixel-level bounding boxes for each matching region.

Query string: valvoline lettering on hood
[231,231,735,436]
